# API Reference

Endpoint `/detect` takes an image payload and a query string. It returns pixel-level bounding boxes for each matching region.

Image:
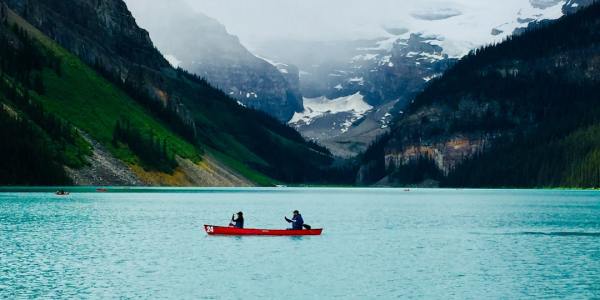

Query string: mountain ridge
[0,0,346,186]
[125,0,303,122]
[358,2,600,188]
[0,3,255,186]
[260,0,593,157]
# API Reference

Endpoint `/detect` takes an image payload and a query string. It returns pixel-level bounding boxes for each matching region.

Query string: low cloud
[125,0,550,50]
[410,7,463,20]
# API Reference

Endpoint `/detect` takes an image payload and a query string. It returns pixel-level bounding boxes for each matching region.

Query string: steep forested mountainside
[0,6,93,185]
[359,3,600,188]
[0,3,223,186]
[0,0,345,185]
[125,0,303,122]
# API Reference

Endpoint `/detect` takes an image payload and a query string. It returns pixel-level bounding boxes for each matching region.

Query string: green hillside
[0,8,276,185]
[0,0,357,186]
[6,11,199,164]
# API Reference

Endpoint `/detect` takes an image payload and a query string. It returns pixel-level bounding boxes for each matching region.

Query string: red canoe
[204,225,323,236]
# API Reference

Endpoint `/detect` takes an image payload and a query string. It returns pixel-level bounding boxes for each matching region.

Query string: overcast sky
[180,0,415,43]
[125,0,558,54]
[178,0,465,46]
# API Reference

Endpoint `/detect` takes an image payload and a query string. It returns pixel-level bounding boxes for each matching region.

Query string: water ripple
[517,231,600,237]
[1,190,599,298]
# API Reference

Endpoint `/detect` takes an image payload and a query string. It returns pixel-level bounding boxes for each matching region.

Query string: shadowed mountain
[0,0,347,185]
[262,0,593,158]
[125,0,303,122]
[358,2,600,188]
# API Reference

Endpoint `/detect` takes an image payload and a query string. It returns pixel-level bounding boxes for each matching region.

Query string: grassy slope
[206,149,277,186]
[7,10,276,185]
[37,47,199,164]
[0,76,91,169]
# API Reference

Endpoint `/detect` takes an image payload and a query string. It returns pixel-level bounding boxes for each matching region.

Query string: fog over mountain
[125,0,585,157]
[124,0,304,121]
[178,0,563,52]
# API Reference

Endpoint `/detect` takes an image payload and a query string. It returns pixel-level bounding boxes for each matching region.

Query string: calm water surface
[1,188,599,299]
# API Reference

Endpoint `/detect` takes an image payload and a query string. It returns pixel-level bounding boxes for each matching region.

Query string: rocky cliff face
[4,0,169,80]
[125,0,303,122]
[3,0,203,131]
[194,55,302,122]
[383,101,501,175]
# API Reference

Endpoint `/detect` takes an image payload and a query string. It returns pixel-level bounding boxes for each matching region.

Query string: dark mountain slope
[359,2,600,188]
[0,12,89,185]
[0,4,222,185]
[125,0,303,122]
[0,106,73,185]
[3,0,339,184]
[5,0,168,78]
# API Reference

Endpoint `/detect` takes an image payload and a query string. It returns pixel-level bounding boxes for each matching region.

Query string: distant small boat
[96,188,108,192]
[55,191,70,196]
[204,225,323,236]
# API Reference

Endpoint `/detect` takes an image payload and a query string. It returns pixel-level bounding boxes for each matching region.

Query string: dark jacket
[231,216,244,228]
[285,214,304,230]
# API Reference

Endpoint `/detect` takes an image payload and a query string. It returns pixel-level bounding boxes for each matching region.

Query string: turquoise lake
[0,188,599,299]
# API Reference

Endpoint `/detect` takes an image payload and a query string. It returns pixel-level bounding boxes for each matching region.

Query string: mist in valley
[124,0,573,157]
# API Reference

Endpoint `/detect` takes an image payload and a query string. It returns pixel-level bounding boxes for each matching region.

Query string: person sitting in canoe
[229,212,244,228]
[55,190,69,196]
[285,210,304,230]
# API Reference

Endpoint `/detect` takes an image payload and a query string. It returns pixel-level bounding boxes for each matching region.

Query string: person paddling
[229,212,244,228]
[55,189,69,196]
[285,210,304,230]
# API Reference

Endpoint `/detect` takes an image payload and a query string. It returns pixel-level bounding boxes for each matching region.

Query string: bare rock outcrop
[65,134,142,186]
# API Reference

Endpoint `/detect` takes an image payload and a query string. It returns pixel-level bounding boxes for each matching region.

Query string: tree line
[0,22,85,185]
[361,2,600,187]
[112,119,177,173]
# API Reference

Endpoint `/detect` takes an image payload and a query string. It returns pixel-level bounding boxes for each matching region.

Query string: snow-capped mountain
[271,0,592,156]
[125,0,302,122]
[290,93,373,135]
